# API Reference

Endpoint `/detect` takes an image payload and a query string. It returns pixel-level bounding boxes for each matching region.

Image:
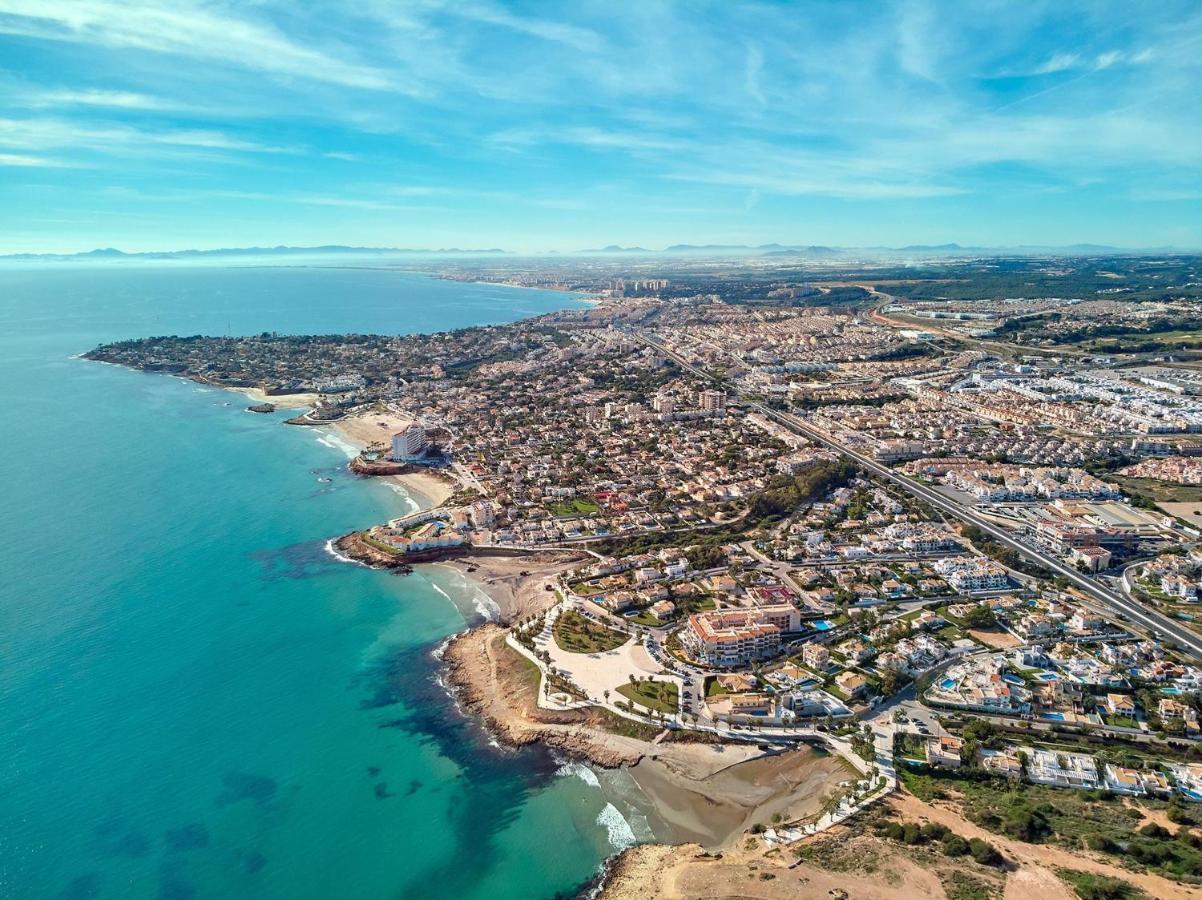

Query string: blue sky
[1,1,1200,253]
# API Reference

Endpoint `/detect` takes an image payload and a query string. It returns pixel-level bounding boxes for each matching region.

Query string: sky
[1,0,1200,254]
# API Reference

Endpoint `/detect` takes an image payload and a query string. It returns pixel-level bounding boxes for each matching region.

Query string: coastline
[329,407,457,508]
[439,622,856,852]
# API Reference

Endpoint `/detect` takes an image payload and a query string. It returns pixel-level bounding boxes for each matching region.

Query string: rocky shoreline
[441,623,648,767]
[348,456,419,476]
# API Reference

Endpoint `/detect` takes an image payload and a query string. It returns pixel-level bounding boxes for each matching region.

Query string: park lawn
[548,497,602,517]
[553,609,629,654]
[617,679,679,714]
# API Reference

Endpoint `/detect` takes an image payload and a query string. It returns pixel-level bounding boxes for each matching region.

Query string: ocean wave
[382,481,422,513]
[314,430,360,459]
[470,587,500,622]
[323,538,367,568]
[596,803,638,851]
[428,577,497,623]
[555,760,601,789]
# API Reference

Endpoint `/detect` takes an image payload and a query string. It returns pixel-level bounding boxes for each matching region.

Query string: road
[633,330,1202,661]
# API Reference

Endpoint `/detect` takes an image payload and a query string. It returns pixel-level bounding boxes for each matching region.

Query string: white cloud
[744,43,766,107]
[0,1,394,90]
[26,88,172,109]
[1030,52,1080,75]
[0,151,75,167]
[0,117,298,156]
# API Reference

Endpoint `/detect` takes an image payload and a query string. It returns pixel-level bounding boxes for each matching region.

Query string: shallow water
[0,261,637,899]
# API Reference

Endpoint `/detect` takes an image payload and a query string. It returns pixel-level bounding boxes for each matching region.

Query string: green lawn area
[704,675,727,697]
[895,732,928,761]
[1104,715,1141,730]
[569,580,606,596]
[936,624,963,642]
[617,679,679,714]
[824,681,849,701]
[547,497,602,516]
[552,609,629,654]
[630,610,664,627]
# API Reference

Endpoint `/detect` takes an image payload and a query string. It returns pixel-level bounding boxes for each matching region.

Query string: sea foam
[596,803,638,850]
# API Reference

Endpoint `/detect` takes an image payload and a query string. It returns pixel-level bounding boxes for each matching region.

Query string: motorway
[633,330,1202,661]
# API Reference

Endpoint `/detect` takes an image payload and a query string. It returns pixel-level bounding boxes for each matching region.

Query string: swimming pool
[1182,788,1202,802]
[1036,672,1059,682]
[1003,674,1024,685]
[1042,712,1065,721]
[813,620,834,631]
[1163,686,1182,696]
[939,677,957,690]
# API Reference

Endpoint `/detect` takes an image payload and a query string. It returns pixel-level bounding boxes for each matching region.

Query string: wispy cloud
[0,117,299,156]
[24,87,173,110]
[0,151,77,167]
[0,0,1199,251]
[0,0,394,90]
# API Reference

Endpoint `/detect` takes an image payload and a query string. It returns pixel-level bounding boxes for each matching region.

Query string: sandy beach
[436,552,585,622]
[227,385,322,408]
[331,407,457,507]
[629,746,855,849]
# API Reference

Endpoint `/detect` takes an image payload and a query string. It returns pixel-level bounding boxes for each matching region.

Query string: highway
[633,330,1202,661]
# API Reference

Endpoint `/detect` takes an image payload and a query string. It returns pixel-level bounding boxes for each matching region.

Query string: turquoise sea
[0,263,648,899]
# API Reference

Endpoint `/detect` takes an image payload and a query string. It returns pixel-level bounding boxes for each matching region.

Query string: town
[86,253,1202,889]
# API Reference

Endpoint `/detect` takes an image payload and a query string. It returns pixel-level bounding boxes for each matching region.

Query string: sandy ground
[1160,502,1202,529]
[331,406,416,450]
[967,627,1022,649]
[440,553,584,622]
[227,385,322,407]
[601,835,945,900]
[387,469,455,508]
[630,746,856,849]
[598,775,1202,900]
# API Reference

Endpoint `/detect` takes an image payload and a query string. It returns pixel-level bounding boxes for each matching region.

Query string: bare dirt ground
[888,790,1201,900]
[599,784,1202,899]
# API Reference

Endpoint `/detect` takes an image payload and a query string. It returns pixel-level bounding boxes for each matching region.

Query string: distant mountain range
[4,241,1192,261]
[0,245,508,261]
[573,241,1188,257]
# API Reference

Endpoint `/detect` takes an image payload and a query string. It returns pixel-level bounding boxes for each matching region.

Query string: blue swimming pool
[1163,686,1182,696]
[1181,788,1202,802]
[1036,672,1059,682]
[813,620,834,631]
[1042,712,1065,721]
[939,677,957,690]
[1003,674,1024,685]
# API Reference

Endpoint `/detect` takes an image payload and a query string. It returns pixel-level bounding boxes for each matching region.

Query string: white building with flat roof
[391,422,428,462]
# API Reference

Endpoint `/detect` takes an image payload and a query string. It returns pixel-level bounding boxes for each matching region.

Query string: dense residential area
[88,253,1202,891]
